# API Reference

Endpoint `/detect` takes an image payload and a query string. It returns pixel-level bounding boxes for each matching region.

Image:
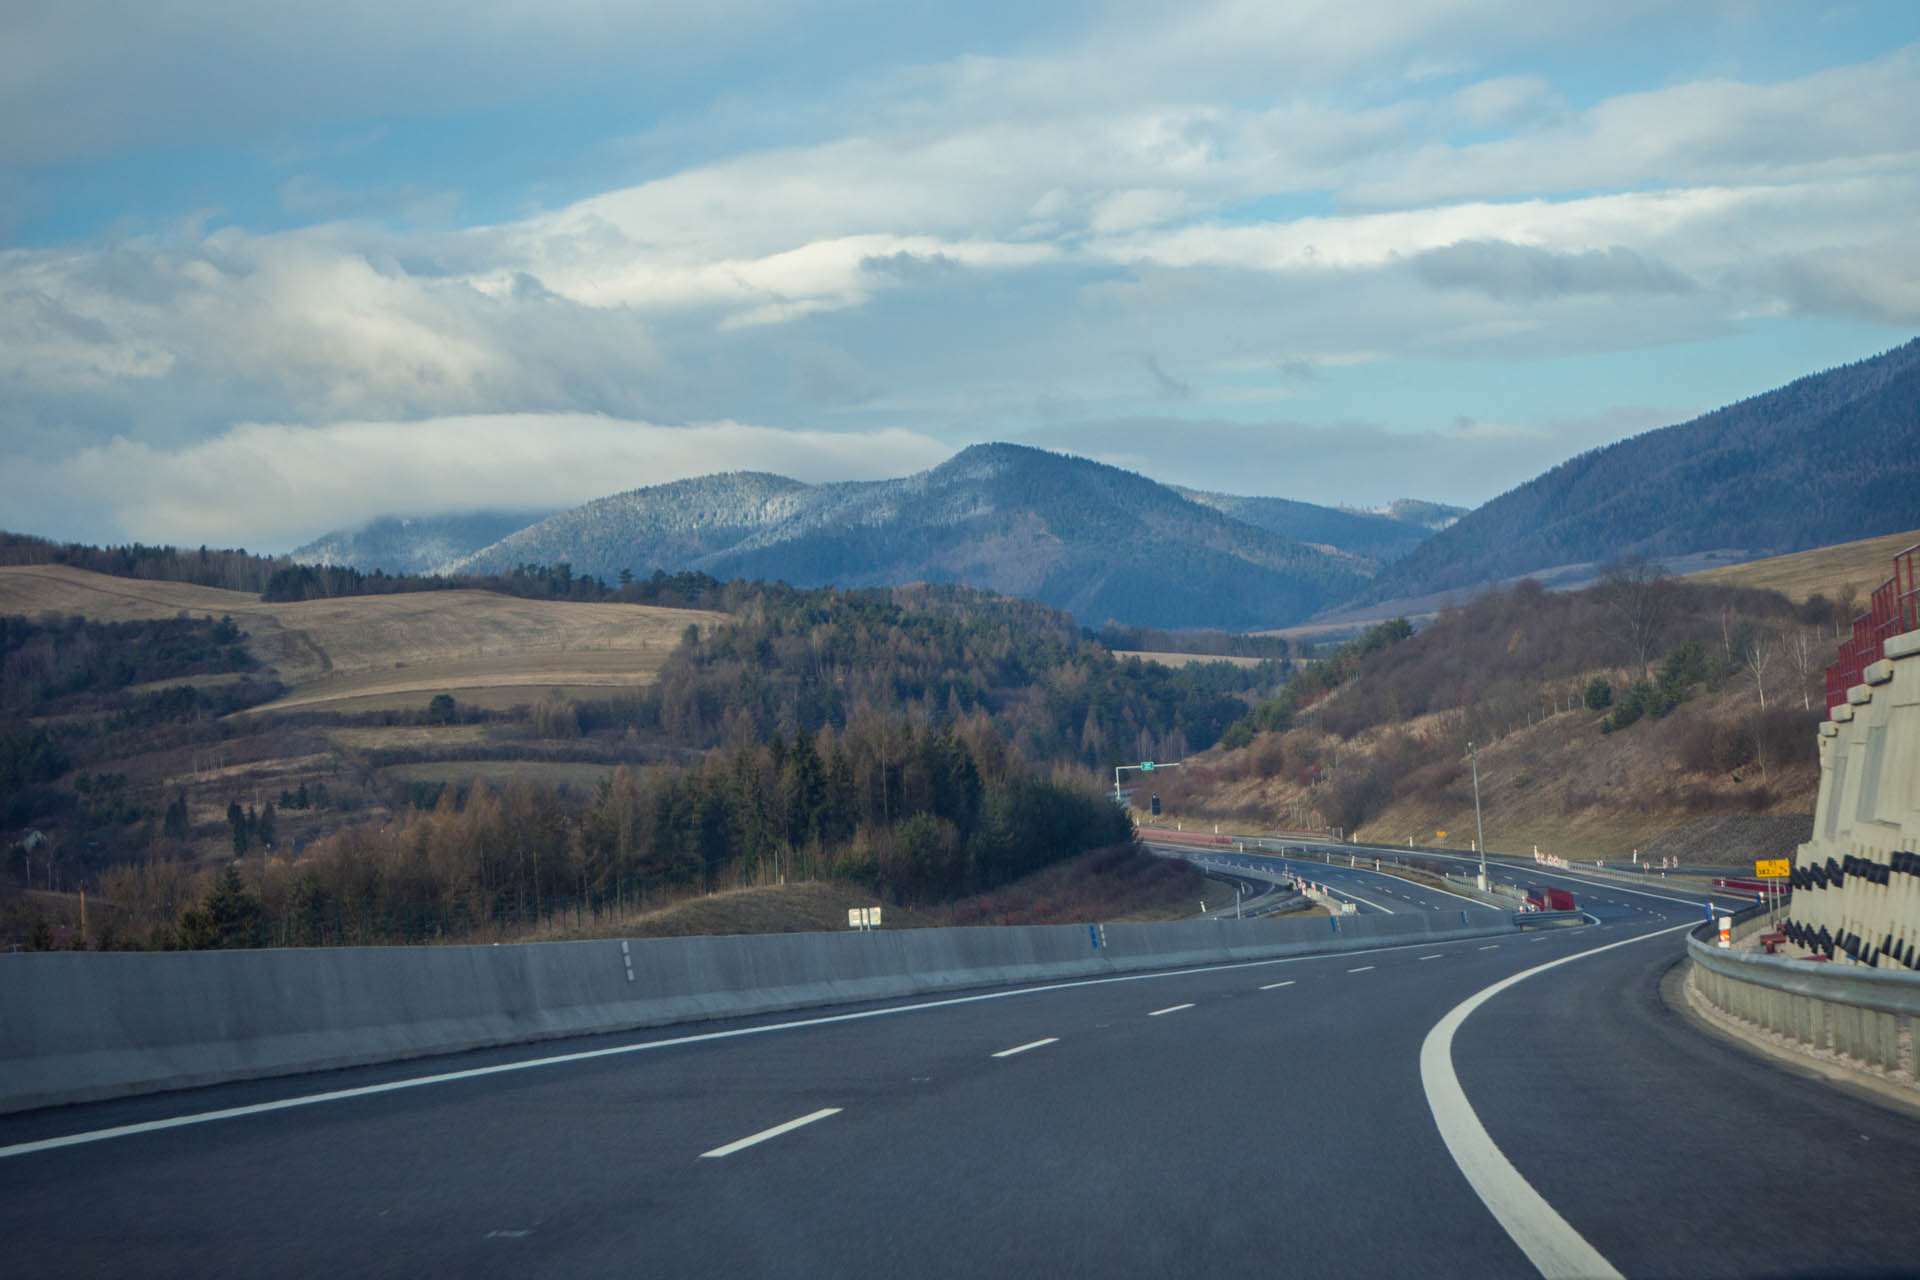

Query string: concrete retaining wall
[1789,624,1920,968]
[0,908,1511,1114]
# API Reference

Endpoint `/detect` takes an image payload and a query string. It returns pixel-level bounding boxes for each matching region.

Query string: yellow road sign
[1755,858,1790,879]
[1436,830,1447,839]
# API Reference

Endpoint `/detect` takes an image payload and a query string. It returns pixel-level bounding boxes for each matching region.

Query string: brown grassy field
[379,760,628,789]
[1112,650,1268,669]
[0,564,721,715]
[324,724,491,751]
[1681,528,1920,604]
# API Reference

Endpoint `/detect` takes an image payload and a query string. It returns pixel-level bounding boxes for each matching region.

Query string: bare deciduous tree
[1599,557,1671,680]
[1831,583,1860,639]
[1745,627,1778,711]
[1782,626,1825,711]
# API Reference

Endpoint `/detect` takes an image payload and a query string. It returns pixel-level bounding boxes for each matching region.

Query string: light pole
[1469,741,1487,891]
[1113,760,1182,810]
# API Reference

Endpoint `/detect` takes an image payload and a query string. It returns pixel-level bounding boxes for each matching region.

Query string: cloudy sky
[4,0,1917,550]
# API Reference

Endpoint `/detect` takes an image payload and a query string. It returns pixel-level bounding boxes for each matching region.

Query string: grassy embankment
[524,844,1223,942]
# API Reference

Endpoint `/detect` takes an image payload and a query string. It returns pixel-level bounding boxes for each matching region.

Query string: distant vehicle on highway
[1524,886,1575,913]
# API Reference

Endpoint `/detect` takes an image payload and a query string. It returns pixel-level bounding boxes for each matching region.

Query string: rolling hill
[1362,336,1920,603]
[0,563,718,714]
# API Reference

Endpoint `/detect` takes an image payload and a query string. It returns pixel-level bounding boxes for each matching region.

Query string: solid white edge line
[1,930,1518,1161]
[1356,845,1713,911]
[991,1038,1059,1059]
[1419,922,1692,1279]
[1323,883,1399,915]
[1259,980,1295,990]
[1147,1003,1195,1016]
[699,1107,841,1158]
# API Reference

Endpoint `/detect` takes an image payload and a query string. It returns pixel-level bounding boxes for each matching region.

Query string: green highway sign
[1140,761,1155,771]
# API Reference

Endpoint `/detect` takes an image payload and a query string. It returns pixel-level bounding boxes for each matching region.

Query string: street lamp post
[1469,741,1487,891]
[1113,760,1182,807]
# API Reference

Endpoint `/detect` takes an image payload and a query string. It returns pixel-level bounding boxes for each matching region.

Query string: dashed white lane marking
[1148,1003,1195,1017]
[1,930,1511,1161]
[1419,954,1444,961]
[991,1038,1059,1059]
[1419,923,1691,1279]
[700,1107,841,1158]
[1479,945,1500,951]
[1259,980,1296,990]
[1347,965,1375,973]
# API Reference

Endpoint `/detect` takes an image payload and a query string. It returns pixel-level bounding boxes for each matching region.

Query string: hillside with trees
[290,511,555,575]
[1,548,1294,950]
[1160,566,1835,858]
[1363,337,1920,602]
[1174,489,1458,562]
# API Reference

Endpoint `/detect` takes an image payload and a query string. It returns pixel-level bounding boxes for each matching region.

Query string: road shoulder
[1665,957,1920,1123]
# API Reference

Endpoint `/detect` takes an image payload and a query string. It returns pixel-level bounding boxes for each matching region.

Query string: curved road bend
[4,874,1918,1278]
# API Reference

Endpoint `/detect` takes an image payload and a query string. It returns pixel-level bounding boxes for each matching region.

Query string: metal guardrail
[1687,905,1920,1079]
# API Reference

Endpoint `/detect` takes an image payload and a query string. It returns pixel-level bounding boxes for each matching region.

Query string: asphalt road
[6,864,1919,1278]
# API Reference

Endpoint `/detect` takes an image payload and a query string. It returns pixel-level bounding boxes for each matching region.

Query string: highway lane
[5,873,1918,1277]
[1179,843,1495,916]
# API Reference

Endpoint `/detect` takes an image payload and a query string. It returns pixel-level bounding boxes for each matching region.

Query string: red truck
[1524,886,1575,913]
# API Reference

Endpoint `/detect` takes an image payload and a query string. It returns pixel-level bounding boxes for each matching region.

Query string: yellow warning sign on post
[1436,830,1447,839]
[1755,859,1790,879]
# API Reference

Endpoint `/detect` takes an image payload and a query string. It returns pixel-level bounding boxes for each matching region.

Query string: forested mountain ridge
[291,511,554,575]
[446,472,828,580]
[1363,337,1920,602]
[1373,499,1466,531]
[1174,488,1447,562]
[447,444,1383,630]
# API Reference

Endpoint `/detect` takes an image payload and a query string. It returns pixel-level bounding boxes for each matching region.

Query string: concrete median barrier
[1,907,1515,1114]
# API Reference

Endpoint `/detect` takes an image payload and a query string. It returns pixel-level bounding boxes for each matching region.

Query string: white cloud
[1351,46,1920,206]
[1449,75,1559,128]
[4,1,1916,548]
[0,415,956,550]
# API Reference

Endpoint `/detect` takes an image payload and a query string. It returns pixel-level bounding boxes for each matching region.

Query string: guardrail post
[1875,1010,1899,1071]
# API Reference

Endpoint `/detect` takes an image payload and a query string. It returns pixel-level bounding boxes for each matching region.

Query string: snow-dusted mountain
[446,444,1386,629]
[1174,489,1455,561]
[291,511,554,575]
